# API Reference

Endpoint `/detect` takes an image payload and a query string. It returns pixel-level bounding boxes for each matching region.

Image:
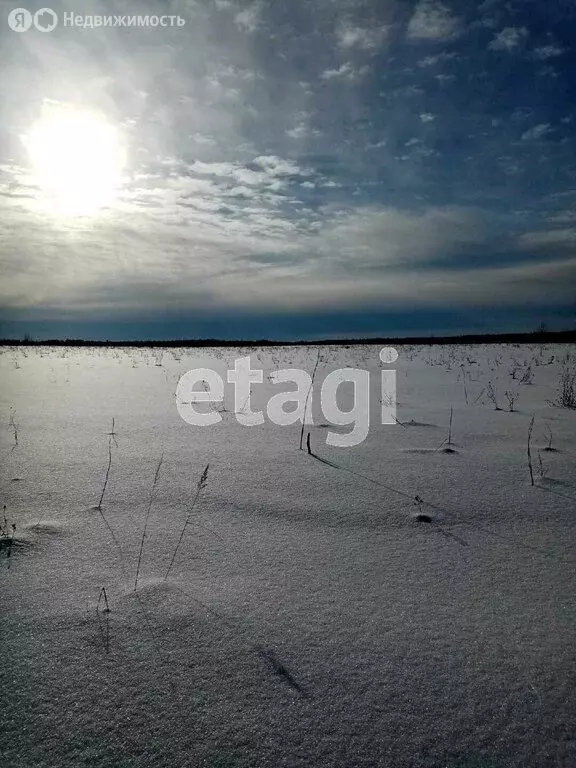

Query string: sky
[1,0,575,340]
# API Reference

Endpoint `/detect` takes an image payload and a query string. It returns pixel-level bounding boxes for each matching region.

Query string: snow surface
[1,343,575,767]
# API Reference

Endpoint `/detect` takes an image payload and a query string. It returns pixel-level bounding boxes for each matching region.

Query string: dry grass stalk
[164,464,209,581]
[134,453,164,591]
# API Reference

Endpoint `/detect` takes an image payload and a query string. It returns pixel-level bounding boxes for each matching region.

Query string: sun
[22,103,126,217]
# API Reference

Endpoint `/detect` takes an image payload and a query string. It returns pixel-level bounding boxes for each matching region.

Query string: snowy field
[1,342,575,768]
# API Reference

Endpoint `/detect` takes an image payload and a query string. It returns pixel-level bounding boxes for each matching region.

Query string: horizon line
[1,329,575,347]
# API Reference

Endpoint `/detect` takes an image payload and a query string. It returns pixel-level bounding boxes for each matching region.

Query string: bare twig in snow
[97,438,113,511]
[299,349,321,450]
[107,417,118,447]
[8,409,18,451]
[96,587,111,654]
[134,453,164,591]
[527,416,535,487]
[164,463,209,581]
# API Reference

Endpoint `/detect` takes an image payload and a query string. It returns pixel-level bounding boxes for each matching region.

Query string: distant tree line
[1,328,575,347]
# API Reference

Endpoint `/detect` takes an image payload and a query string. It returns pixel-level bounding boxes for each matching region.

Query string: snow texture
[1,343,575,767]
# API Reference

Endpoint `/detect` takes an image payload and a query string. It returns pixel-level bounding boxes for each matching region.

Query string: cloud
[407,1,461,41]
[184,156,309,192]
[284,111,321,140]
[417,52,458,67]
[547,210,576,225]
[234,3,261,33]
[435,73,456,84]
[537,65,559,79]
[521,123,552,141]
[518,228,576,250]
[190,133,216,146]
[336,24,388,50]
[254,155,309,176]
[488,27,529,52]
[532,44,565,60]
[312,205,493,270]
[320,62,368,82]
[2,171,574,316]
[286,124,307,139]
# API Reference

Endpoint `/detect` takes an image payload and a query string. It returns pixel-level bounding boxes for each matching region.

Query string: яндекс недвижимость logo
[8,7,58,32]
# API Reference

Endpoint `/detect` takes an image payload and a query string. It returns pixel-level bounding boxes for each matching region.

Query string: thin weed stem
[164,464,209,581]
[134,453,164,591]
